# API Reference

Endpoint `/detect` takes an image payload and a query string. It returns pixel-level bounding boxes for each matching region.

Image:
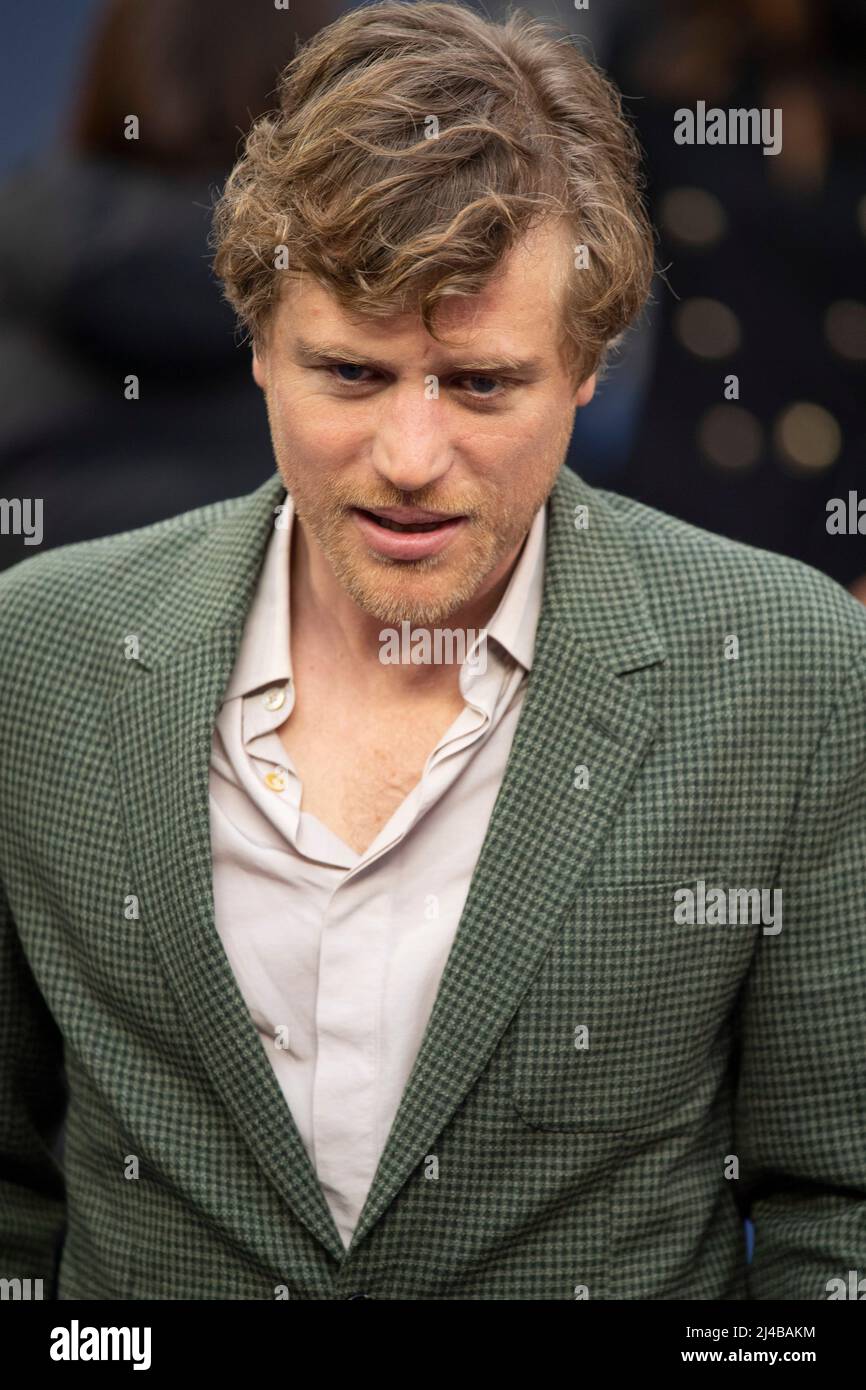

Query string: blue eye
[333,363,370,383]
[324,363,509,403]
[465,375,499,395]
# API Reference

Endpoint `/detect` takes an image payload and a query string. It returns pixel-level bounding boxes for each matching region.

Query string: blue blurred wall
[0,0,101,176]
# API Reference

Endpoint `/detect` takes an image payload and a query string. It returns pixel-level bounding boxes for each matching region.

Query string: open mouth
[351,506,467,559]
[356,508,460,533]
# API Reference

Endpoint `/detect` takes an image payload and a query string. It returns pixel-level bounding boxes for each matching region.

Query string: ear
[252,341,266,390]
[574,372,597,408]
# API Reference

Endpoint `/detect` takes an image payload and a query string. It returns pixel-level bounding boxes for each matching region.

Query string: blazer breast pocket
[511,880,758,1133]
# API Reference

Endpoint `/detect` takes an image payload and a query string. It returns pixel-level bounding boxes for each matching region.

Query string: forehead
[272,218,573,360]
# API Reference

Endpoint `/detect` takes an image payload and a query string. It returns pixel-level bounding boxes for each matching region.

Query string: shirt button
[262,686,286,711]
[264,768,288,793]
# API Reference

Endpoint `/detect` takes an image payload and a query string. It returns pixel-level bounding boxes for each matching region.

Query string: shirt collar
[222,489,547,701]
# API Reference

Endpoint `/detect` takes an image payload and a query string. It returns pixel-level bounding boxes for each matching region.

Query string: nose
[369,378,452,492]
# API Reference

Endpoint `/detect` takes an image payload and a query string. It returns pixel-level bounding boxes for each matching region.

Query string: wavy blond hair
[210,0,655,384]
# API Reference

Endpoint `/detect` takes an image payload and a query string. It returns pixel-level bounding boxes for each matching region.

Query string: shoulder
[595,484,866,684]
[0,491,247,689]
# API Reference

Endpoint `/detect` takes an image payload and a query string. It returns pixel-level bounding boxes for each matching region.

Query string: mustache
[333,490,480,518]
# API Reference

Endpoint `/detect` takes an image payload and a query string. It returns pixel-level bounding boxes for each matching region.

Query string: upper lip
[358,506,461,523]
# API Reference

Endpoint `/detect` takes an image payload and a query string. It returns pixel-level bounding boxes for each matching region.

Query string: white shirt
[209,489,547,1248]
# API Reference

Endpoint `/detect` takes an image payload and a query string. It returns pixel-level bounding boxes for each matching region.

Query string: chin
[355,577,468,628]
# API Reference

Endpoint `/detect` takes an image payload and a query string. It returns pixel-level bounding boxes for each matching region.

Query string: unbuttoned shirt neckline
[215,489,546,877]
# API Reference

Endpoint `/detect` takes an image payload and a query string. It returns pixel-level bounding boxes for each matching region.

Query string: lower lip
[351,509,466,560]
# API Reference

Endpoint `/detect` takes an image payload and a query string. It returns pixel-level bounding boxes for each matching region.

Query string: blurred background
[1,0,864,601]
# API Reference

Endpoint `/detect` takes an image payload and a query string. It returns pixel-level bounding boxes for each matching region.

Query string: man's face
[252,219,596,627]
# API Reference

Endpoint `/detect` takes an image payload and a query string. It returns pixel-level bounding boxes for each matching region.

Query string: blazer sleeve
[0,873,68,1295]
[734,646,866,1299]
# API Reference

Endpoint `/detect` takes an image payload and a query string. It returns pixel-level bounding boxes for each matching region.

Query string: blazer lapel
[107,463,667,1266]
[108,471,347,1263]
[348,466,668,1251]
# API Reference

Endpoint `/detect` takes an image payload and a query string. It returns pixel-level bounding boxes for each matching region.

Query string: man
[1,1,864,1301]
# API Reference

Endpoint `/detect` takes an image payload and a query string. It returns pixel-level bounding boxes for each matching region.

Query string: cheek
[454,403,564,475]
[519,396,576,466]
[269,384,360,463]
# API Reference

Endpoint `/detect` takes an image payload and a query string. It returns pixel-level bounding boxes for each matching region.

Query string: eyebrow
[291,337,545,377]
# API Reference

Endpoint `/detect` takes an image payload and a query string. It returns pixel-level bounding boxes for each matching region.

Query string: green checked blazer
[2,464,865,1301]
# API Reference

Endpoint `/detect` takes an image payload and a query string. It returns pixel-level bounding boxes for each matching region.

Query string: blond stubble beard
[274,415,572,627]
